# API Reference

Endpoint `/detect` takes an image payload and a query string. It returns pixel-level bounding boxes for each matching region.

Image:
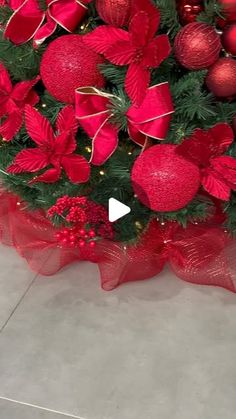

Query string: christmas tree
[0,0,236,292]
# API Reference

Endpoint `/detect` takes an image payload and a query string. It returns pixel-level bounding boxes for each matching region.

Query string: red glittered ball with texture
[176,0,204,25]
[174,22,221,70]
[131,145,201,212]
[40,35,105,104]
[222,24,236,56]
[206,57,236,98]
[96,0,131,27]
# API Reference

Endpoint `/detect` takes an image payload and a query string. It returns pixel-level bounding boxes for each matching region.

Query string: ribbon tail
[48,0,87,32]
[4,0,45,44]
[128,121,151,150]
[33,14,57,47]
[90,119,119,166]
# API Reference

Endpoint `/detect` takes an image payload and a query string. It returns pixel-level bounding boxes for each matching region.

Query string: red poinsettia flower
[177,123,236,201]
[8,105,90,184]
[84,0,171,105]
[0,64,39,141]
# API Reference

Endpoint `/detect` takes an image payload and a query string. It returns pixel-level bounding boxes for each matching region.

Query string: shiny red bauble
[206,57,236,98]
[96,0,131,27]
[40,35,105,104]
[174,22,221,70]
[222,24,236,55]
[131,145,201,212]
[176,0,204,25]
[219,0,236,22]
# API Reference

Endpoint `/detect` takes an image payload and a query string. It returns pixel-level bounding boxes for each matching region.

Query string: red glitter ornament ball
[206,57,236,98]
[40,35,105,104]
[176,0,204,25]
[96,0,131,27]
[174,22,221,70]
[222,24,236,56]
[131,145,201,212]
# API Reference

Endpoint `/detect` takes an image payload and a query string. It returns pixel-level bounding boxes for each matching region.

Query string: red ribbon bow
[75,83,174,165]
[4,0,90,46]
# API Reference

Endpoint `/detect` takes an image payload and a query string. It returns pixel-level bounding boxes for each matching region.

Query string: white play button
[108,198,131,222]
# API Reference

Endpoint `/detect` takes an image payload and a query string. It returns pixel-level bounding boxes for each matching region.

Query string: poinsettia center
[133,47,144,64]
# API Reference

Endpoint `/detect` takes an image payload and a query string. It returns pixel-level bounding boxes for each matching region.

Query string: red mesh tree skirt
[0,188,236,293]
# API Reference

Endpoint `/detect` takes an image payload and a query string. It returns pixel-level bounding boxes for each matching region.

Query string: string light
[42,103,47,108]
[85,146,92,153]
[135,221,143,230]
[128,151,132,155]
[99,170,105,176]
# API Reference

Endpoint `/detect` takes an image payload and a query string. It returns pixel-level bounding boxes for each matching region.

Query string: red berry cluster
[48,196,114,248]
[55,226,97,248]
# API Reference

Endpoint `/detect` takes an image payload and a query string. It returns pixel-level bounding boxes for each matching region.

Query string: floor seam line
[0,273,38,334]
[0,248,55,334]
[0,396,87,419]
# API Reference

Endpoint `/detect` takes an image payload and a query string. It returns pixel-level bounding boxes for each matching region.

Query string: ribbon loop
[5,0,89,45]
[75,83,174,165]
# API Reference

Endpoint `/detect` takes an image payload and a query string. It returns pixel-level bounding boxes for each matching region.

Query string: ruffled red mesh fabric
[0,188,236,293]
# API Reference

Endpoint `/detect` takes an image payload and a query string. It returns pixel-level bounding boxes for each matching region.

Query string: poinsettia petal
[91,121,119,165]
[125,63,150,105]
[0,109,23,141]
[130,11,150,47]
[202,169,231,201]
[7,163,25,174]
[0,63,12,94]
[31,168,61,184]
[53,132,76,156]
[177,129,213,166]
[84,26,129,55]
[56,106,79,136]
[208,123,234,156]
[25,105,54,146]
[11,76,40,104]
[14,148,49,172]
[143,35,171,68]
[105,41,135,65]
[211,156,236,185]
[25,90,40,107]
[131,0,160,39]
[61,155,90,183]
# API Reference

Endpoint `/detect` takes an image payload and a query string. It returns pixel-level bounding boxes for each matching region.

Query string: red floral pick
[84,0,171,105]
[177,123,236,201]
[0,64,40,141]
[7,105,90,184]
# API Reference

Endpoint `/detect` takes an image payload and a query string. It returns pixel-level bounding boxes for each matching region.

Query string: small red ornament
[96,0,131,27]
[40,35,105,104]
[219,0,236,22]
[174,22,221,70]
[222,24,236,55]
[131,145,201,212]
[176,0,204,25]
[206,57,236,98]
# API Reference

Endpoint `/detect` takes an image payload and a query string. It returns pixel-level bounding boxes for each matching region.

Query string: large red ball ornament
[222,24,236,56]
[206,57,236,98]
[40,35,105,104]
[96,0,131,27]
[176,0,204,25]
[219,0,236,22]
[131,145,201,212]
[174,22,221,70]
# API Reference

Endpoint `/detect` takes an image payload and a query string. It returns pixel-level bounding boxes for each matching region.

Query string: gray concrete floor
[0,243,236,419]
